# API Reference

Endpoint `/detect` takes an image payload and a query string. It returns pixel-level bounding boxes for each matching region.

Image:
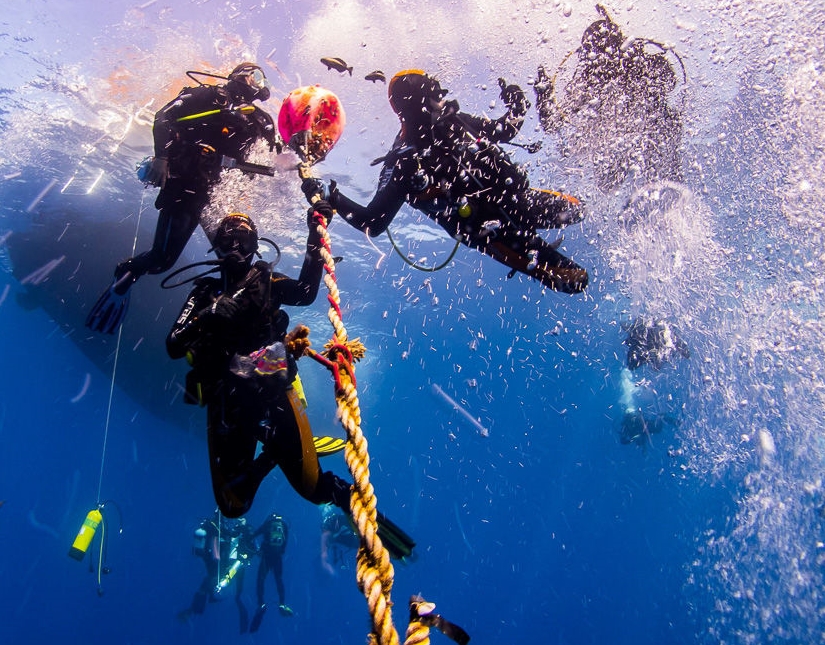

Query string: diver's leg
[114,181,206,289]
[255,557,268,606]
[269,385,352,510]
[523,188,585,229]
[115,203,200,282]
[249,556,269,632]
[235,566,249,634]
[478,233,589,294]
[206,381,266,518]
[191,574,213,615]
[272,554,286,606]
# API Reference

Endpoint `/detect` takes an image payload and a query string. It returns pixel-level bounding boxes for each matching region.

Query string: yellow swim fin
[313,435,346,457]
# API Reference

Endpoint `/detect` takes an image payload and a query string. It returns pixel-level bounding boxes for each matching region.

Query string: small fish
[364,70,386,83]
[321,57,353,75]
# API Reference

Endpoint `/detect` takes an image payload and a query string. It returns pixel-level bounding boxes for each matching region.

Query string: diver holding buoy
[249,512,294,632]
[302,70,589,294]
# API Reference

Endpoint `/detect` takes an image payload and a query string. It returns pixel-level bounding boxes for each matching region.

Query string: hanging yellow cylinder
[68,509,102,561]
[217,560,243,590]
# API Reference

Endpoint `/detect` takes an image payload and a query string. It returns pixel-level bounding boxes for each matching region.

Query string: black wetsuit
[253,516,288,608]
[333,95,588,294]
[166,223,350,518]
[122,84,277,280]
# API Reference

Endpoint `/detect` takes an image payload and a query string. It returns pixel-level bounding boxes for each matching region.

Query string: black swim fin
[410,595,470,645]
[376,511,416,560]
[249,604,266,633]
[85,278,131,334]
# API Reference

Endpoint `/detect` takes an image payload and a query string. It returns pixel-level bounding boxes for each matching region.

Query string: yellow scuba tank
[217,559,244,590]
[68,509,102,561]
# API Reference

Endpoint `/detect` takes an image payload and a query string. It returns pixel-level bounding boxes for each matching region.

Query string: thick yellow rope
[404,616,432,645]
[309,210,400,645]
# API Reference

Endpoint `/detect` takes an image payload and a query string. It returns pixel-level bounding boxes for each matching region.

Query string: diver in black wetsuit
[165,208,414,559]
[320,502,359,576]
[623,315,690,371]
[165,207,347,518]
[86,62,279,334]
[179,513,254,633]
[534,4,684,190]
[304,70,588,294]
[249,513,292,632]
[619,408,677,448]
[618,316,687,448]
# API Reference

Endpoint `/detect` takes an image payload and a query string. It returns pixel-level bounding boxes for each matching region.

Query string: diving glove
[85,276,132,334]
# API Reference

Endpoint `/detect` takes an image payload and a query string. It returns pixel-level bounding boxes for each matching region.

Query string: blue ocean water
[2,1,824,644]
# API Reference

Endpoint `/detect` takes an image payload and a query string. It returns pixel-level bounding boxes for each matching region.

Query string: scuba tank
[216,560,244,592]
[192,526,208,555]
[68,509,103,560]
[270,516,286,548]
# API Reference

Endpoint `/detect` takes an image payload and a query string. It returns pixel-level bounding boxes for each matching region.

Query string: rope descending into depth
[299,202,400,645]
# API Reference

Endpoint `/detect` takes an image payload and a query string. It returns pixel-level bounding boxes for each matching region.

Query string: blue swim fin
[85,278,131,334]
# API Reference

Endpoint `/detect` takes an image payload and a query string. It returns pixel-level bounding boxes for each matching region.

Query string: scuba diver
[534,4,684,190]
[179,513,255,633]
[86,62,279,334]
[165,207,415,558]
[619,408,677,448]
[249,513,293,632]
[320,502,359,576]
[623,315,690,371]
[617,366,680,449]
[303,69,588,294]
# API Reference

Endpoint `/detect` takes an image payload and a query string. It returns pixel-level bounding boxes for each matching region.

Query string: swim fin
[486,240,588,294]
[313,435,347,457]
[249,604,266,633]
[85,277,131,334]
[410,596,471,645]
[376,510,416,560]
